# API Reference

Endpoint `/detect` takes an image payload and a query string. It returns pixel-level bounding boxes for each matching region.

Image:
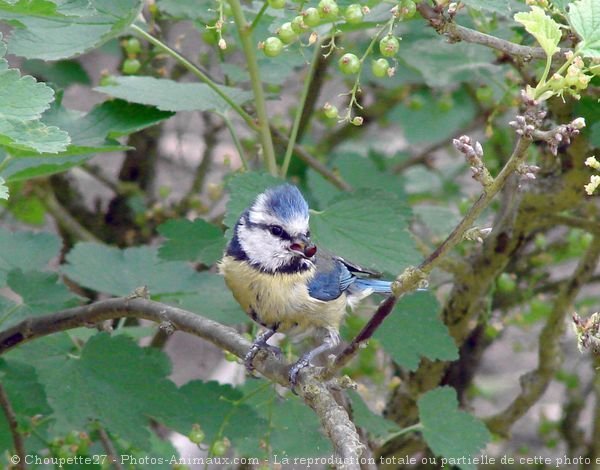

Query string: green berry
[338,53,360,74]
[122,58,141,75]
[323,102,338,119]
[475,86,494,103]
[210,440,228,457]
[303,7,321,26]
[189,424,205,444]
[268,0,285,8]
[262,36,284,57]
[496,273,516,293]
[398,0,416,18]
[344,4,363,24]
[318,0,339,20]
[379,35,400,57]
[124,37,142,55]
[291,15,307,33]
[351,116,364,126]
[437,94,454,112]
[407,95,424,110]
[277,22,297,44]
[371,58,390,77]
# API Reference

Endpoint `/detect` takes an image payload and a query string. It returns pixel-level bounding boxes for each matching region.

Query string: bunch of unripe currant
[256,0,417,124]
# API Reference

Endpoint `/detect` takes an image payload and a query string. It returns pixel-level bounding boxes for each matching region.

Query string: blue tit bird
[219,184,395,385]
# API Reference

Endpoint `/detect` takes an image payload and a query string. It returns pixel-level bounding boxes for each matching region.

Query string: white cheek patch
[238,226,295,271]
[249,196,310,237]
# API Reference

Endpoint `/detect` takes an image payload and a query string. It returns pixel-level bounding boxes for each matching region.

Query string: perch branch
[0,298,363,467]
[485,235,600,436]
[0,383,25,470]
[97,425,124,470]
[416,1,548,60]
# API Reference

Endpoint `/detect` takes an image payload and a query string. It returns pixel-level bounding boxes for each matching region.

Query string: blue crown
[259,184,309,221]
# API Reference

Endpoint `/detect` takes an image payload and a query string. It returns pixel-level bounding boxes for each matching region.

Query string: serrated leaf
[514,6,562,58]
[310,190,420,275]
[160,272,247,325]
[461,0,526,15]
[41,333,186,447]
[375,291,458,370]
[236,382,332,457]
[419,387,491,470]
[0,176,7,200]
[224,171,284,231]
[157,218,225,266]
[156,0,214,21]
[1,0,144,60]
[568,0,600,57]
[95,76,253,113]
[0,117,70,153]
[0,228,60,286]
[7,269,82,315]
[348,390,401,439]
[162,380,267,454]
[61,243,205,297]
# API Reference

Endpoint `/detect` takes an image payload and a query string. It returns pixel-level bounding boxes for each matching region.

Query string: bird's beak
[289,235,317,258]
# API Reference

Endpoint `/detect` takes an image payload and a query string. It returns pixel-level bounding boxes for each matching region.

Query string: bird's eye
[306,230,311,238]
[269,225,283,236]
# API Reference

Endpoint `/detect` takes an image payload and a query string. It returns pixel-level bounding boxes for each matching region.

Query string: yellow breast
[218,256,346,334]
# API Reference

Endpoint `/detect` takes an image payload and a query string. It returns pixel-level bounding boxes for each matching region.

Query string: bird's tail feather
[353,278,428,294]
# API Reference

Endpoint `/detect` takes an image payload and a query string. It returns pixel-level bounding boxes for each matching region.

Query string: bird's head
[235,184,317,272]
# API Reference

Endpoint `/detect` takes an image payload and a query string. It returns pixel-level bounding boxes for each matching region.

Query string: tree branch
[417,1,548,60]
[0,298,363,467]
[485,235,600,436]
[97,425,124,470]
[0,383,26,470]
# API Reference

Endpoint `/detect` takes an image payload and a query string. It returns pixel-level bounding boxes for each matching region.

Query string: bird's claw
[244,343,282,372]
[288,357,310,389]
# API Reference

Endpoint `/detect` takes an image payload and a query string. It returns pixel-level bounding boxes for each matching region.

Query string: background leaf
[374,291,458,370]
[310,190,420,275]
[61,243,204,297]
[157,218,225,266]
[568,0,600,57]
[96,76,253,113]
[418,387,491,470]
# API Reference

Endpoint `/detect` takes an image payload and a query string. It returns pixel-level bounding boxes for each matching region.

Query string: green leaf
[0,34,70,153]
[162,380,267,454]
[1,100,173,181]
[397,36,501,88]
[414,204,462,240]
[22,58,91,87]
[0,228,60,286]
[7,269,82,315]
[156,0,214,21]
[160,272,247,325]
[157,218,225,266]
[514,6,562,58]
[61,243,205,297]
[375,291,458,370]
[461,0,526,15]
[0,359,52,453]
[95,76,253,113]
[568,0,600,57]
[1,0,144,60]
[388,88,477,145]
[310,190,420,275]
[0,176,7,200]
[236,382,332,457]
[348,390,401,439]
[223,171,284,232]
[40,333,186,447]
[418,387,491,470]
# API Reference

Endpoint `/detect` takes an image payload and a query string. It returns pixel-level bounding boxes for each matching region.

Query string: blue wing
[307,251,392,301]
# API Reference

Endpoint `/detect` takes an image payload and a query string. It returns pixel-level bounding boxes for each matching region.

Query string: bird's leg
[244,328,281,372]
[289,330,339,387]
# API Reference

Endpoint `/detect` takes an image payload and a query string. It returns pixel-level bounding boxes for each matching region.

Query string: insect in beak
[289,235,317,258]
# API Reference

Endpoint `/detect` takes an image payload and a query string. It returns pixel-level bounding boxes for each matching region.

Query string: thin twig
[97,425,124,470]
[417,1,548,61]
[0,383,26,470]
[33,185,101,243]
[0,298,363,464]
[228,0,278,175]
[485,236,600,436]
